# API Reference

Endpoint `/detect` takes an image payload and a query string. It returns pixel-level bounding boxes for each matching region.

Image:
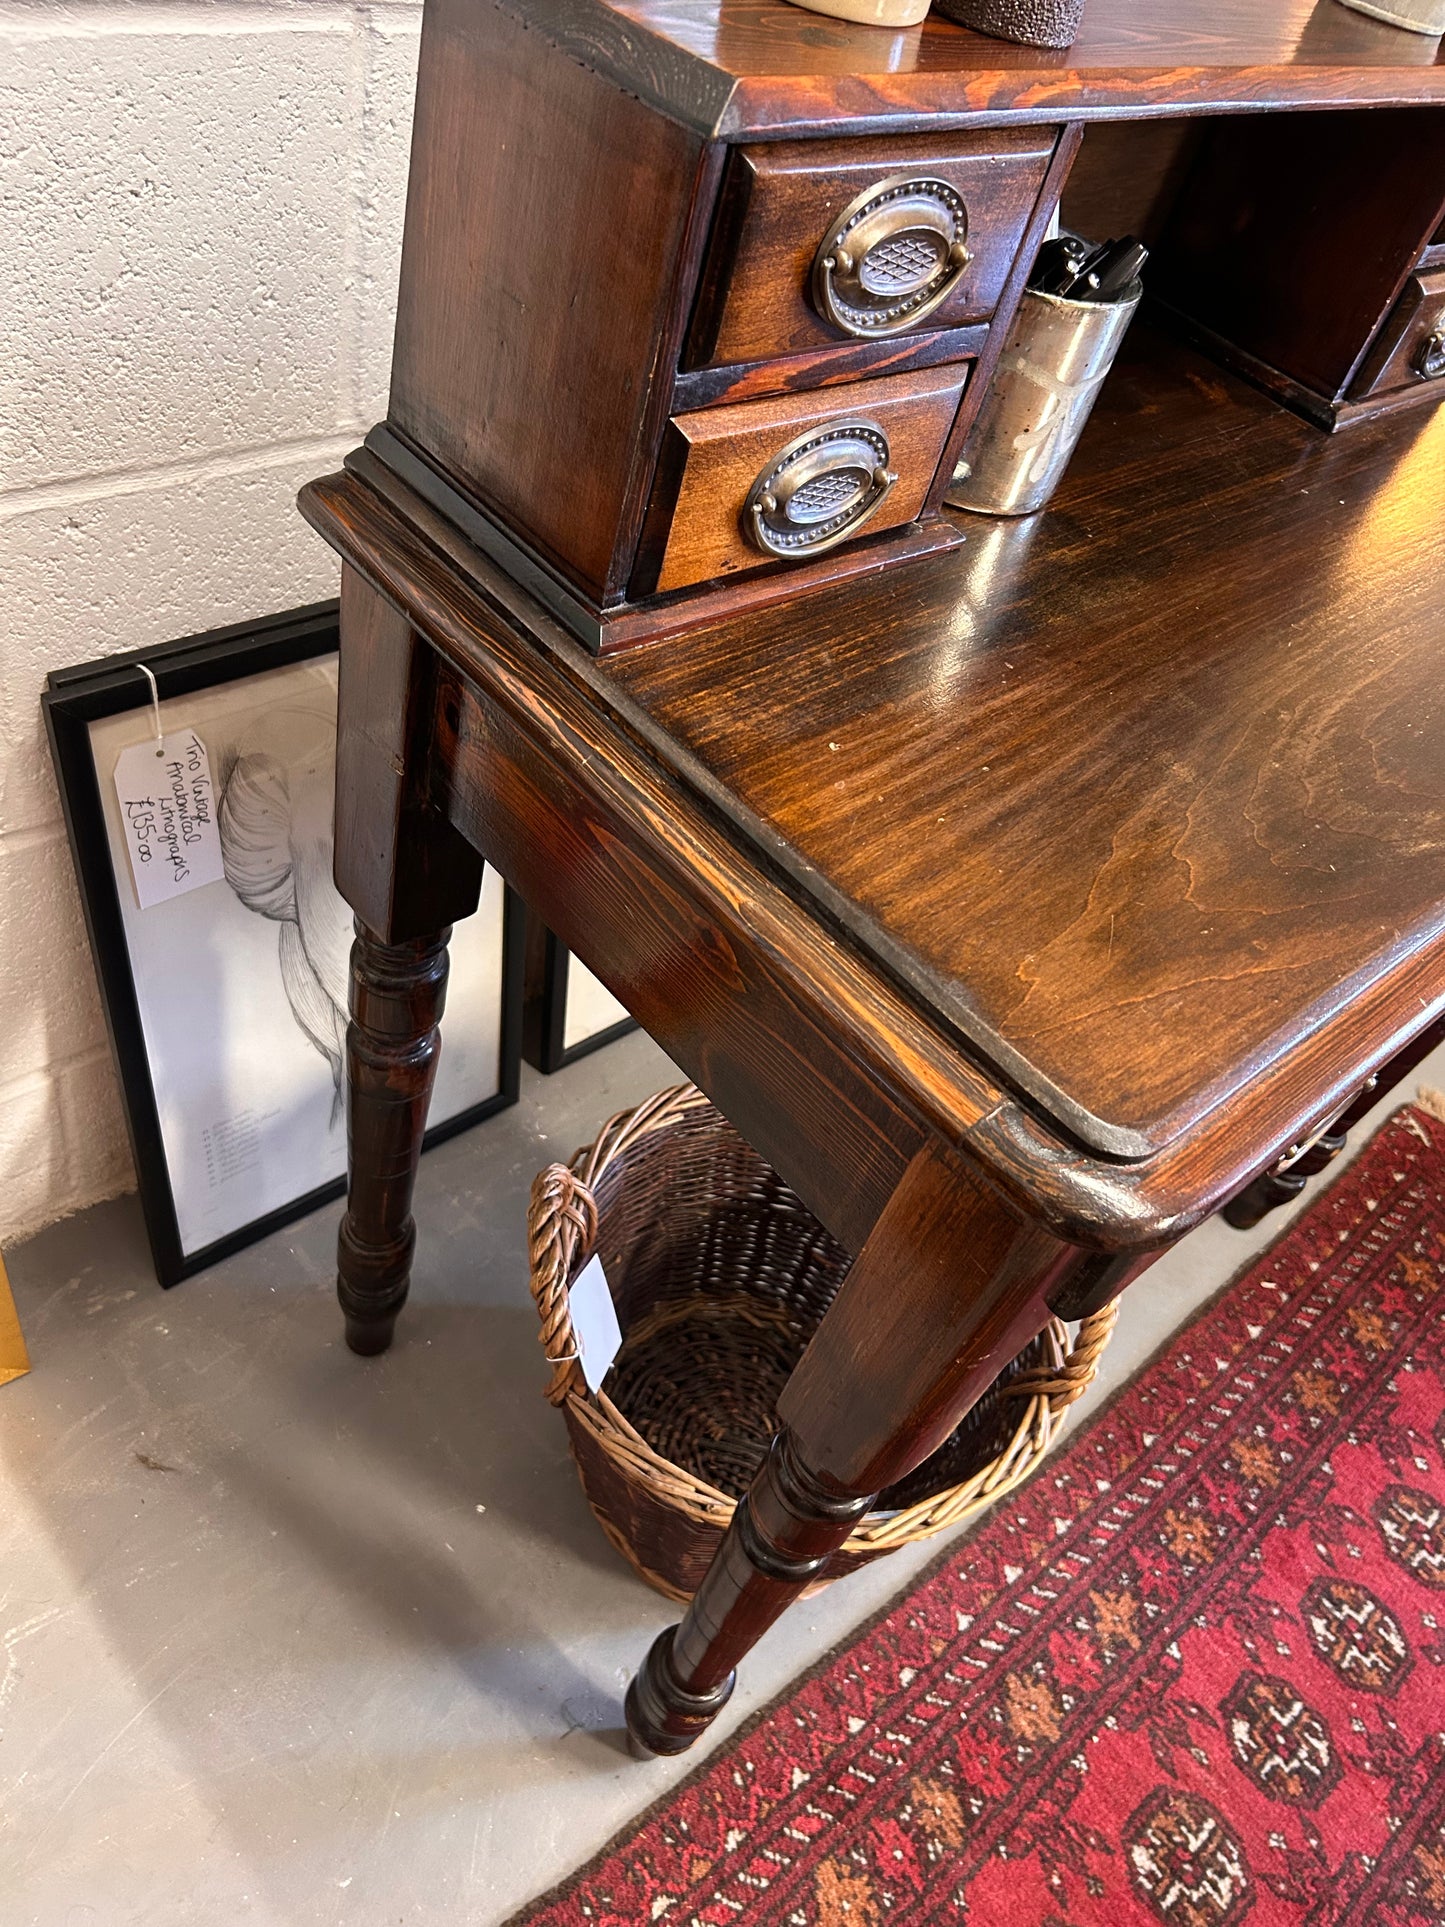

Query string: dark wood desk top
[302,331,1445,1243]
[607,331,1445,1158]
[514,0,1445,137]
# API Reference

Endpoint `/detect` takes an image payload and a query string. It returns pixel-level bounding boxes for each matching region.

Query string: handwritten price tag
[113,728,225,910]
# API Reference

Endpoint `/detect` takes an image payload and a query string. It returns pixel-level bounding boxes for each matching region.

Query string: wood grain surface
[388,0,709,599]
[1351,269,1445,403]
[687,128,1054,369]
[1150,108,1445,408]
[608,327,1445,1158]
[333,564,483,944]
[300,435,1445,1247]
[670,323,990,412]
[655,364,967,592]
[498,0,1445,140]
[1059,120,1202,249]
[777,1137,1066,1493]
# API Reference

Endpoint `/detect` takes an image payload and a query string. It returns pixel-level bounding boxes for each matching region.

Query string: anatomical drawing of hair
[216,706,351,1124]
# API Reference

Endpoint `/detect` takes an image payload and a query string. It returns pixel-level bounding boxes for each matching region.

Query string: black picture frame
[43,600,524,1288]
[522,908,638,1073]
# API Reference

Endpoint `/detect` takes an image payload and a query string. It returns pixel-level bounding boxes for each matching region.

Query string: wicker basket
[527,1085,1115,1602]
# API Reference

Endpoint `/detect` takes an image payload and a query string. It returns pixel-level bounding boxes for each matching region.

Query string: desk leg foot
[626,1627,737,1758]
[337,921,451,1356]
[1223,1126,1347,1230]
[625,1431,869,1757]
[624,1139,1086,1755]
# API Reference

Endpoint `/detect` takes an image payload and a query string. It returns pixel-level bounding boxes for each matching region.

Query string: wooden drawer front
[687,129,1055,372]
[654,365,967,594]
[1352,269,1445,400]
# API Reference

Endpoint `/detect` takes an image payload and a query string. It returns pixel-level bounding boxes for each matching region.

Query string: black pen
[1085,237,1149,302]
[1030,233,1090,296]
[1031,232,1147,302]
[1049,238,1112,299]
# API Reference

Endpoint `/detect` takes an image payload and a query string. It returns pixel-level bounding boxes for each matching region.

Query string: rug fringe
[1417,1085,1445,1124]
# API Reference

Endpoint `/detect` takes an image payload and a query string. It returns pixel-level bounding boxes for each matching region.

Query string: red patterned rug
[515,1104,1445,1927]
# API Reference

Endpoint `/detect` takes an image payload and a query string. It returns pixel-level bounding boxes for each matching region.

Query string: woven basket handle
[527,1083,708,1405]
[1003,1299,1119,1413]
[527,1163,599,1405]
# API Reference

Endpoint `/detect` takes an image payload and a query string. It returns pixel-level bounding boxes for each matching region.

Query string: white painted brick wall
[0,0,424,1244]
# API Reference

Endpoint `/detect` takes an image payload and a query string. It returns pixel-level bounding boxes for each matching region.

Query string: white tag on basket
[569,1254,623,1394]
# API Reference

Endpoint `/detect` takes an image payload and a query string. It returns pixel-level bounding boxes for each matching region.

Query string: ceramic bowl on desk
[783,0,931,23]
[1335,0,1445,34]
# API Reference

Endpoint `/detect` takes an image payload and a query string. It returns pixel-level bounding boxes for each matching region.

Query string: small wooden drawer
[686,129,1057,372]
[648,364,967,595]
[1351,269,1445,400]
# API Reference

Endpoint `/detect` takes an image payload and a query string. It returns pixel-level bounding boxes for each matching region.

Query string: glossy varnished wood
[354,428,965,657]
[775,1139,1070,1492]
[305,437,1442,1751]
[626,1137,1077,1752]
[1059,119,1202,248]
[309,0,1445,1760]
[653,364,968,593]
[337,922,453,1355]
[669,322,990,412]
[607,329,1445,1159]
[300,410,1445,1250]
[685,127,1056,370]
[331,566,484,1353]
[382,0,1445,638]
[333,564,484,943]
[388,0,712,601]
[310,0,1445,1754]
[306,468,995,1255]
[1150,108,1445,424]
[501,0,1445,141]
[1351,269,1445,403]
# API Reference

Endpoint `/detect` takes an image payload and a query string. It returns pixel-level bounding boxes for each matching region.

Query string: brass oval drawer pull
[812,175,973,339]
[744,421,897,560]
[1414,326,1445,381]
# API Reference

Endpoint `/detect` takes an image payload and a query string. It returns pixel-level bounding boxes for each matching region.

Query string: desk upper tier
[527,0,1445,136]
[603,329,1445,1160]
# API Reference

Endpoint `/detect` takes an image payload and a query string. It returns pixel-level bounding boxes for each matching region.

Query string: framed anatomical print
[44,602,523,1287]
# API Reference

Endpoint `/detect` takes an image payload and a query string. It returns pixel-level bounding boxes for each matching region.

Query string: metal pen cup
[946,279,1142,517]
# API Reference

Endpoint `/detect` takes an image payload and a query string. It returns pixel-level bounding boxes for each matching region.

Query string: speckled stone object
[932,0,1086,48]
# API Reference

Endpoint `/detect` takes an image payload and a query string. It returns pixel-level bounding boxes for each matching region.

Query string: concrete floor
[5,1027,1445,1926]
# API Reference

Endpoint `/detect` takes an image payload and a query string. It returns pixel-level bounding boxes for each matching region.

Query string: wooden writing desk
[301,1,1445,1755]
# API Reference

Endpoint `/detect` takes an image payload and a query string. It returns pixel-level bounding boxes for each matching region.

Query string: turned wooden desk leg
[626,1139,1115,1757]
[338,924,451,1354]
[332,565,484,1353]
[1227,1020,1445,1234]
[1222,1125,1348,1230]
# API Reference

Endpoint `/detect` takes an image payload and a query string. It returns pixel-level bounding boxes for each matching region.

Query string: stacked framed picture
[44,602,523,1287]
[522,913,638,1073]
